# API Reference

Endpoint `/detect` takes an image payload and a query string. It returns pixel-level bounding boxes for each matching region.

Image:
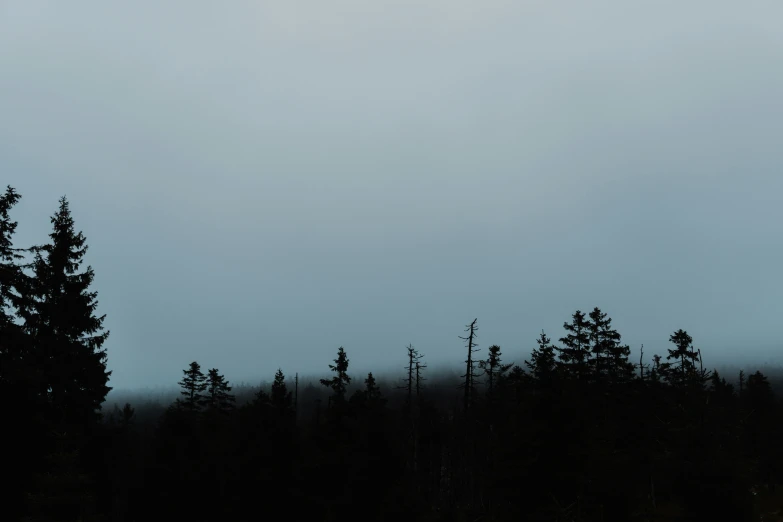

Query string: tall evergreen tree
[0,186,26,381]
[351,372,386,410]
[0,186,36,521]
[480,344,513,395]
[178,361,207,412]
[526,330,557,386]
[320,346,351,404]
[0,186,22,327]
[271,368,293,410]
[586,307,634,382]
[18,196,111,429]
[206,368,235,412]
[557,310,591,381]
[664,329,700,386]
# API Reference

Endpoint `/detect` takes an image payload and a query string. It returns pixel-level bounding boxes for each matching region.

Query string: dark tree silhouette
[401,344,424,412]
[557,310,591,381]
[320,346,351,404]
[205,368,235,412]
[458,319,480,412]
[271,368,293,411]
[0,186,22,329]
[352,372,386,410]
[587,308,634,382]
[177,361,207,411]
[664,329,701,386]
[526,330,557,386]
[479,344,513,395]
[18,196,111,430]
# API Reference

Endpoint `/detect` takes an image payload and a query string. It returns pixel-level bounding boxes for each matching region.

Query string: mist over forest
[4,1,783,520]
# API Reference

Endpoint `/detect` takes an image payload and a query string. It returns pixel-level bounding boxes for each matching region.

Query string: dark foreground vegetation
[3,186,783,521]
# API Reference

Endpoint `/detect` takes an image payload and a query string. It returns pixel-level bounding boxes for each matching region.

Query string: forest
[3,185,783,522]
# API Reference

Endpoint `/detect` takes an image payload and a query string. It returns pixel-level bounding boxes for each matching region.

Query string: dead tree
[459,319,480,413]
[639,344,650,381]
[400,344,424,415]
[415,359,427,400]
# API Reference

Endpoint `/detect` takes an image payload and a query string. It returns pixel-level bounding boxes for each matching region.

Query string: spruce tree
[206,368,235,412]
[178,361,207,412]
[480,344,513,395]
[586,307,633,382]
[0,186,26,382]
[0,186,22,328]
[664,329,700,386]
[352,372,386,409]
[19,196,111,429]
[364,372,383,403]
[525,330,557,386]
[271,368,292,410]
[557,310,591,381]
[320,346,351,403]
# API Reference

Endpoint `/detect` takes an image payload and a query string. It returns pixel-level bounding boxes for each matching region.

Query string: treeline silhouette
[3,186,783,521]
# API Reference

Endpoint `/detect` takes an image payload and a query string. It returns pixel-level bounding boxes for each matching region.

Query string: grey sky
[2,1,782,390]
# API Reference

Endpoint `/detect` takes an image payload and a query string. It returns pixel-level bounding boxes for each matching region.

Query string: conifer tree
[0,186,26,382]
[586,307,634,382]
[664,329,700,386]
[352,372,386,409]
[18,196,111,429]
[178,361,207,412]
[557,310,591,381]
[271,368,293,410]
[746,371,773,408]
[0,186,22,328]
[525,330,557,386]
[320,346,351,404]
[206,368,235,412]
[480,344,513,395]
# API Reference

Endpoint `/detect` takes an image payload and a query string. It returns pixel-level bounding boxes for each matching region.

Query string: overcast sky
[2,0,782,390]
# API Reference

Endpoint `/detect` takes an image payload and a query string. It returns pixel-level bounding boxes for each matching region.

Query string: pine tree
[205,368,235,412]
[557,310,591,381]
[320,346,351,404]
[178,361,207,412]
[18,196,111,430]
[525,330,557,386]
[271,368,293,410]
